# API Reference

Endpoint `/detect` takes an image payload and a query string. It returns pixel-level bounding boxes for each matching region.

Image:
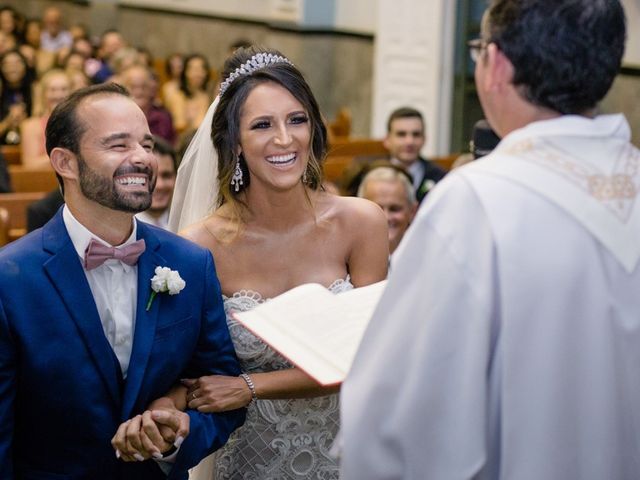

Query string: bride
[171,46,388,479]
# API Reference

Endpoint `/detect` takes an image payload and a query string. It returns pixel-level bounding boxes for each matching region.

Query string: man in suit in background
[0,83,244,478]
[384,107,446,202]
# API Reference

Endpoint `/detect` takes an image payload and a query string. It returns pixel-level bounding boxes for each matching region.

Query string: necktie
[84,238,146,270]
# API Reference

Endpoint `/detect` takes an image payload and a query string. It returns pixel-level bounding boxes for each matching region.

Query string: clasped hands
[111,375,251,461]
[111,405,189,462]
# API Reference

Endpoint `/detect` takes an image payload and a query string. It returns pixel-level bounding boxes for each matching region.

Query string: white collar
[135,209,169,229]
[62,205,139,260]
[466,114,640,273]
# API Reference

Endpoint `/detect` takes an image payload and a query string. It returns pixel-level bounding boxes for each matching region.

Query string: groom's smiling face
[75,94,157,213]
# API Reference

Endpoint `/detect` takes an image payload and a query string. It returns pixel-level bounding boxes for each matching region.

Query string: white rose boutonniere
[146,266,186,311]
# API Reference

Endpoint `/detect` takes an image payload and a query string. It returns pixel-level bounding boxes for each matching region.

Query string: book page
[233,280,387,385]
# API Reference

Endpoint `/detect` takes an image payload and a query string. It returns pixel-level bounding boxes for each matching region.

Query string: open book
[232,280,387,386]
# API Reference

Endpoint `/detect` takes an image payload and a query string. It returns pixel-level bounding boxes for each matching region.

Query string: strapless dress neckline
[222,275,353,303]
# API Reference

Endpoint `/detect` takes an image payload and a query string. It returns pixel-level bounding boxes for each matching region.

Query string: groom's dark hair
[45,82,130,157]
[45,82,130,191]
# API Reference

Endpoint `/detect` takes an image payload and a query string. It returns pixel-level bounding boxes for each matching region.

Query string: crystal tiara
[219,53,294,97]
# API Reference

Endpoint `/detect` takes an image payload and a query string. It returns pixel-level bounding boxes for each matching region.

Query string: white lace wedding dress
[190,277,353,480]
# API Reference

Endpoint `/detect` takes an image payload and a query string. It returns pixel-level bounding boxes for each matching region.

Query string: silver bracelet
[240,373,258,405]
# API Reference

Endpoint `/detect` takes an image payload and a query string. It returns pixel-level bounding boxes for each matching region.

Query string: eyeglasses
[467,38,488,63]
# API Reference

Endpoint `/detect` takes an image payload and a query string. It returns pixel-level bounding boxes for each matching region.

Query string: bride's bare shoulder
[179,209,238,250]
[319,192,385,224]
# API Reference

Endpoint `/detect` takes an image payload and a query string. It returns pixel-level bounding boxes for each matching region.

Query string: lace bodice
[214,277,353,480]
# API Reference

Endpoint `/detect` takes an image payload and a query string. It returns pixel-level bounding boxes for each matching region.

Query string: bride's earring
[231,157,244,192]
[302,169,308,184]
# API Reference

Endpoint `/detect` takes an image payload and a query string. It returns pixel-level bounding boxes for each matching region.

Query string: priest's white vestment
[341,114,640,480]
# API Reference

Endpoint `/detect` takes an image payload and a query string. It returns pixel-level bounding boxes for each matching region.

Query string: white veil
[168,96,221,233]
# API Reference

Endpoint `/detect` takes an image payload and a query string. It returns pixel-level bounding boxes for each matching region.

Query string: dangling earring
[231,156,244,192]
[302,169,308,185]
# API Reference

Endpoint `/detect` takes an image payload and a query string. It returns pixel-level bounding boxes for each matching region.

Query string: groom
[0,83,244,479]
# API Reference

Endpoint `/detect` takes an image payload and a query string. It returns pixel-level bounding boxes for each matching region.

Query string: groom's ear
[50,147,79,182]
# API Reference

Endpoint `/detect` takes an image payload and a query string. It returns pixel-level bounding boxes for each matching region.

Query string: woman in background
[0,49,33,144]
[165,53,212,134]
[20,68,70,168]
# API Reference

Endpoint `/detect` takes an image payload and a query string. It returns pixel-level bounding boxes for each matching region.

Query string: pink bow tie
[83,238,146,270]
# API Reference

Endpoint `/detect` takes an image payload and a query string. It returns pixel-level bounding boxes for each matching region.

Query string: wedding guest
[135,137,177,229]
[22,18,41,50]
[92,29,126,83]
[165,53,212,133]
[357,165,417,254]
[161,52,184,104]
[122,64,176,145]
[341,1,639,479]
[0,49,33,144]
[20,69,71,168]
[126,46,388,479]
[40,6,72,53]
[0,82,244,477]
[384,106,447,202]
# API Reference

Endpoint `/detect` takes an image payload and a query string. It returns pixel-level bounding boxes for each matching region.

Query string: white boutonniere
[146,266,186,311]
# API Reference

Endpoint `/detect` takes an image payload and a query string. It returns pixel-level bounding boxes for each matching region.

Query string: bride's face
[237,81,311,192]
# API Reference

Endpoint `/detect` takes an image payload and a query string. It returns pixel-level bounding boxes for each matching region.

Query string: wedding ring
[191,392,198,401]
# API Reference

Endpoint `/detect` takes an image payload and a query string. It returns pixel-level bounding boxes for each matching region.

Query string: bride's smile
[238,81,310,190]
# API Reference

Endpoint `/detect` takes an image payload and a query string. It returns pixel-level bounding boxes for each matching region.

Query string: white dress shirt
[391,157,425,191]
[63,206,139,378]
[136,209,170,230]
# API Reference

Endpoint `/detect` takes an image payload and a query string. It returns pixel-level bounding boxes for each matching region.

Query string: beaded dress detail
[214,277,353,480]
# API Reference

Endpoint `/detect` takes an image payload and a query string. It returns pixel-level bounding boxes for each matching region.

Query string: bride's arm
[184,369,339,413]
[343,197,389,287]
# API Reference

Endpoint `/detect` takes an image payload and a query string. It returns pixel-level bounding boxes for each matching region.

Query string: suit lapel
[121,224,165,419]
[42,211,121,407]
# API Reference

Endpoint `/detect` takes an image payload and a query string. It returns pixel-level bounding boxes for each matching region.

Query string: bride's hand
[182,375,252,412]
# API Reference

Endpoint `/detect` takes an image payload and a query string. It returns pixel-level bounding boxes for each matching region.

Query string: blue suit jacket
[0,210,245,479]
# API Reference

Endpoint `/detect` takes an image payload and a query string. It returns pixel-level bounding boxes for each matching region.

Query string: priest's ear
[49,147,80,184]
[477,43,515,95]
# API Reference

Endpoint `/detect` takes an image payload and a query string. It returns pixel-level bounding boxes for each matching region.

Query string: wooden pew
[323,139,388,184]
[1,145,21,165]
[328,108,352,138]
[8,166,58,193]
[0,207,9,246]
[0,191,47,242]
[322,137,460,191]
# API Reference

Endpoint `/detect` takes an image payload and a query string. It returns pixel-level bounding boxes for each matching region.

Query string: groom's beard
[77,154,156,213]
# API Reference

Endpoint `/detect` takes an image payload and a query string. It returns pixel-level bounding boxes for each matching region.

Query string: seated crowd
[0,3,495,251]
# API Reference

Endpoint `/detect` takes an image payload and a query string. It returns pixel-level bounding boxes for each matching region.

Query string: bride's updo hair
[211,46,327,212]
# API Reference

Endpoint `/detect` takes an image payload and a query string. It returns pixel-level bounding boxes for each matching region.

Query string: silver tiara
[219,53,294,97]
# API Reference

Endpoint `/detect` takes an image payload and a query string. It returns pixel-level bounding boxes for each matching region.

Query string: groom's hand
[150,408,190,449]
[112,413,164,462]
[112,408,187,461]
